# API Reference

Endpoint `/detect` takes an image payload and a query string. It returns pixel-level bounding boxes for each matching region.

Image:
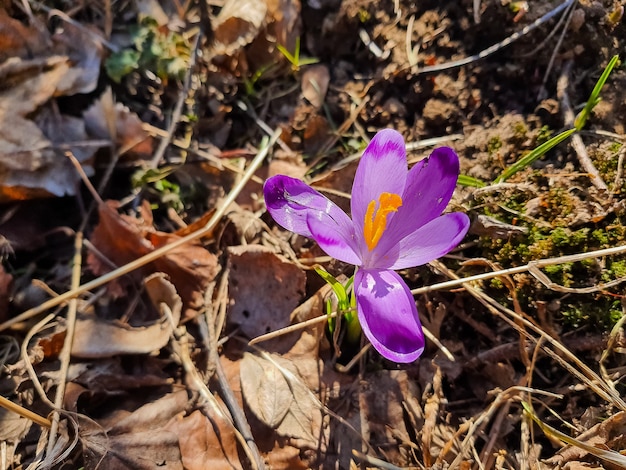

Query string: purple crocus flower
[263,129,470,362]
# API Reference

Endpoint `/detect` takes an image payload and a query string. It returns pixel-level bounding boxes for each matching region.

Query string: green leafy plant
[457,174,486,188]
[494,128,577,183]
[457,55,620,187]
[276,37,319,73]
[106,16,191,83]
[496,55,620,183]
[314,266,360,344]
[574,54,619,130]
[132,167,183,212]
[242,63,277,97]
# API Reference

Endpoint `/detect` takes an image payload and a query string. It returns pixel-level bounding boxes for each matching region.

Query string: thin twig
[352,450,403,470]
[46,232,83,455]
[65,151,103,205]
[215,358,265,470]
[410,0,577,75]
[248,311,338,345]
[412,244,626,296]
[198,283,265,469]
[142,122,265,185]
[557,60,608,190]
[538,0,577,97]
[334,343,371,373]
[612,145,626,195]
[0,395,51,428]
[21,314,58,409]
[429,259,626,411]
[0,129,281,333]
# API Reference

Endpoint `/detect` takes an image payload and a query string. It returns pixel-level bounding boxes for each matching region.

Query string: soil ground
[1,0,626,469]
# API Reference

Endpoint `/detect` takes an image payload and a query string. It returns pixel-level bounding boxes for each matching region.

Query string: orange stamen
[363,192,403,251]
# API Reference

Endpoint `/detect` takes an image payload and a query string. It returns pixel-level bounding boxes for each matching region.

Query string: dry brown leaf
[165,409,242,470]
[240,352,322,445]
[51,22,102,95]
[88,201,219,312]
[65,358,172,410]
[227,245,305,339]
[0,106,95,200]
[222,202,266,244]
[0,12,102,201]
[359,370,414,466]
[303,113,331,156]
[83,88,154,159]
[241,353,293,428]
[561,464,604,470]
[212,0,267,57]
[301,64,330,109]
[0,263,12,322]
[267,158,307,180]
[81,390,188,470]
[71,273,181,358]
[0,56,69,117]
[422,365,443,467]
[265,0,301,49]
[218,356,313,469]
[0,408,32,467]
[547,411,626,468]
[0,57,71,198]
[0,9,50,61]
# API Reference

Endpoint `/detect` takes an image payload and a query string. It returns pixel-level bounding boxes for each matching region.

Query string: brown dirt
[1,0,626,469]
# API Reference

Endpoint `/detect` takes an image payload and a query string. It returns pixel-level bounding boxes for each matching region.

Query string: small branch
[198,289,266,470]
[412,0,576,75]
[412,244,626,296]
[46,232,83,455]
[0,395,51,428]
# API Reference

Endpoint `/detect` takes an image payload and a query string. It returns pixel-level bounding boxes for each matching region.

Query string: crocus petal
[264,175,353,239]
[307,212,361,265]
[351,129,408,252]
[355,268,425,363]
[375,147,461,256]
[372,212,469,270]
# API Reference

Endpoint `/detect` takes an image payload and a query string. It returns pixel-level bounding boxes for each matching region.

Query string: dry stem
[412,244,626,296]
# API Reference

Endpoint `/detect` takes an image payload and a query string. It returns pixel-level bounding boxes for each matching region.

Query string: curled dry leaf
[546,411,626,467]
[71,273,181,358]
[83,88,154,159]
[0,11,103,201]
[301,64,330,110]
[212,0,268,57]
[51,22,103,95]
[88,201,219,312]
[211,0,301,74]
[265,0,301,49]
[227,244,305,339]
[0,408,31,468]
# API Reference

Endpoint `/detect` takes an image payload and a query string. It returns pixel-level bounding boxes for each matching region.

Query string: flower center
[363,192,402,251]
